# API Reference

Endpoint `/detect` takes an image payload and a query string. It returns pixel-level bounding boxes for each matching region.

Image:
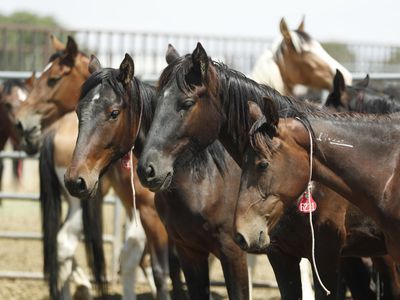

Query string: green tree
[0,11,64,71]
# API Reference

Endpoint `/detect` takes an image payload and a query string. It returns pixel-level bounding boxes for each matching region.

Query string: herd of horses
[1,17,400,300]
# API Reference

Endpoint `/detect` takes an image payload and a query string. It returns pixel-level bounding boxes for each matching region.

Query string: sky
[1,0,399,44]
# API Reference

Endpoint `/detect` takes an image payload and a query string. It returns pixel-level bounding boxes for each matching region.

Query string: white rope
[296,117,331,296]
[129,148,139,226]
[129,89,144,227]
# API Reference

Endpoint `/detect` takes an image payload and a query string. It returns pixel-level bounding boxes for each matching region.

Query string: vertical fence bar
[111,197,123,282]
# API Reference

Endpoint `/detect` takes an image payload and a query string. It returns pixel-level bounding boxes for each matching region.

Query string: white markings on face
[92,93,100,101]
[43,62,53,73]
[17,88,28,102]
[316,132,354,148]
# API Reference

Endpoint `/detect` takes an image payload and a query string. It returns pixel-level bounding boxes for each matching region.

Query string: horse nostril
[234,232,249,250]
[146,163,156,180]
[76,177,87,192]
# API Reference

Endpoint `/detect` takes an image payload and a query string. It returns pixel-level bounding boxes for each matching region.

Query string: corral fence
[0,150,124,282]
[1,24,400,77]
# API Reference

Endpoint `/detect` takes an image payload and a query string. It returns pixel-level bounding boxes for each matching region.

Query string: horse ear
[88,55,102,74]
[326,69,346,108]
[25,72,36,89]
[165,44,180,64]
[191,42,209,84]
[248,101,264,125]
[119,53,135,85]
[280,18,292,43]
[356,74,370,88]
[65,36,78,57]
[248,98,279,138]
[298,15,305,32]
[333,69,346,93]
[60,36,79,67]
[263,96,279,129]
[50,35,65,51]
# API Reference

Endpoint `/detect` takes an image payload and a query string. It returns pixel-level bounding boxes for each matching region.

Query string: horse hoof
[73,285,92,300]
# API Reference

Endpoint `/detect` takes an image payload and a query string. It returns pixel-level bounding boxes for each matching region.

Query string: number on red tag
[298,192,317,213]
[121,153,131,170]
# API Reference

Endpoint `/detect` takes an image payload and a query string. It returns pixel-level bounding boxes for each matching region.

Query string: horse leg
[219,239,250,300]
[139,205,170,300]
[56,175,92,300]
[372,255,400,299]
[300,258,314,299]
[168,238,187,300]
[176,246,210,300]
[340,257,374,300]
[311,224,344,300]
[120,211,147,300]
[267,247,302,300]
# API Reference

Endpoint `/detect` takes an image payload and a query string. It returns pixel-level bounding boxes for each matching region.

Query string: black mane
[158,55,319,147]
[81,67,226,179]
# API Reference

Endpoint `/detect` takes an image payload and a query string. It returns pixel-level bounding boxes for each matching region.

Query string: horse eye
[47,77,61,87]
[181,99,195,110]
[257,161,269,170]
[110,109,120,120]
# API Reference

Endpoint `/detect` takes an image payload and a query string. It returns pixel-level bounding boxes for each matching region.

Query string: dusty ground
[0,152,281,299]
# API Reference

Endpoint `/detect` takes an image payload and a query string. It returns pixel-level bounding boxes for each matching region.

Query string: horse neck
[216,67,318,166]
[300,116,400,216]
[350,95,400,114]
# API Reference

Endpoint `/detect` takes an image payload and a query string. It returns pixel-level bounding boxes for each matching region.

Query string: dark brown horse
[326,69,400,113]
[64,53,250,300]
[136,43,399,299]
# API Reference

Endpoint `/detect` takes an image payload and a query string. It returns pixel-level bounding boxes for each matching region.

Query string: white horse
[249,17,352,96]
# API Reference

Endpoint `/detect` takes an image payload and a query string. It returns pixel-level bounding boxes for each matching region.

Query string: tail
[81,183,108,295]
[39,131,61,300]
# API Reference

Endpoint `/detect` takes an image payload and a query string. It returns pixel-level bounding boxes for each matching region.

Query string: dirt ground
[0,152,281,299]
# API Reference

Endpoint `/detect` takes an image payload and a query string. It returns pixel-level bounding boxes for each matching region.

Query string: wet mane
[158,55,319,148]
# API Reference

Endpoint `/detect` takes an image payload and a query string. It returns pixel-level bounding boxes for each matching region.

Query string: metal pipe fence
[0,150,123,282]
[1,24,400,76]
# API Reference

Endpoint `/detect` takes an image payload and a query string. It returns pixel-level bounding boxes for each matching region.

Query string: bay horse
[326,69,400,113]
[235,100,400,299]
[250,17,352,95]
[136,43,399,299]
[232,99,400,263]
[64,53,251,300]
[14,36,171,300]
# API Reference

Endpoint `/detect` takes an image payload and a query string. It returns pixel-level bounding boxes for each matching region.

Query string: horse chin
[148,172,173,192]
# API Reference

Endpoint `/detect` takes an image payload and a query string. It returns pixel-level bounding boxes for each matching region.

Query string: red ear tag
[121,152,131,170]
[298,192,317,213]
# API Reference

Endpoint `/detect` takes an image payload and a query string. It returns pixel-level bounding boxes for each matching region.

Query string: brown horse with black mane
[64,53,251,300]
[14,36,173,300]
[234,98,400,260]
[136,43,399,299]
